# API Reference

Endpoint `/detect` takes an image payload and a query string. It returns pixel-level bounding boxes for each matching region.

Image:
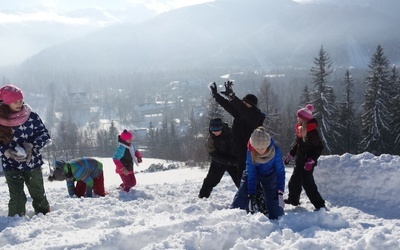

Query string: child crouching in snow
[48,157,106,198]
[113,129,142,192]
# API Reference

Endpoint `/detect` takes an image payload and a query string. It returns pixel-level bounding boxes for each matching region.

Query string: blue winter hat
[52,160,67,181]
[209,118,223,131]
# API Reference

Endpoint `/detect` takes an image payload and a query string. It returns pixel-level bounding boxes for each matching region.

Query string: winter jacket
[63,157,103,197]
[113,136,141,174]
[214,93,265,156]
[207,123,236,166]
[0,110,50,172]
[288,118,324,168]
[246,138,285,195]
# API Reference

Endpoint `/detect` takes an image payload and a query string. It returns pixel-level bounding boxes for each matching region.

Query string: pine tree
[360,45,392,155]
[309,46,340,154]
[299,85,311,106]
[389,65,400,154]
[259,78,280,138]
[336,69,360,154]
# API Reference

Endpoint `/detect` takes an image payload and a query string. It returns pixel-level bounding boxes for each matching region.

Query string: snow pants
[4,167,50,216]
[199,161,240,198]
[74,172,106,197]
[119,173,136,192]
[287,165,325,209]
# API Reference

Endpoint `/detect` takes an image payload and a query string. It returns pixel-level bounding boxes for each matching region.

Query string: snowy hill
[0,153,399,249]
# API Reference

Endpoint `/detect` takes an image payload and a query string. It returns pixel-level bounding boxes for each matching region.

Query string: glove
[22,142,34,163]
[304,158,315,171]
[209,82,218,96]
[220,81,235,97]
[284,153,293,165]
[278,190,285,209]
[248,194,257,214]
[4,149,27,162]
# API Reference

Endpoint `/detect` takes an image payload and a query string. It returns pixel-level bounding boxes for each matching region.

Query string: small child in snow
[48,157,106,198]
[113,129,142,192]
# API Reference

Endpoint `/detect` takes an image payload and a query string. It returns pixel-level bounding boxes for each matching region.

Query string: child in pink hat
[0,84,51,216]
[113,129,143,192]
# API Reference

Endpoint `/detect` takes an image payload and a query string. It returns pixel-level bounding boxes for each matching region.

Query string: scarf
[118,137,139,166]
[0,104,32,127]
[250,144,276,164]
[295,122,317,138]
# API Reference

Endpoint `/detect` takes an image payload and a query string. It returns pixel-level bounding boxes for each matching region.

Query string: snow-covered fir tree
[336,69,360,154]
[389,65,400,154]
[309,46,340,154]
[360,45,392,155]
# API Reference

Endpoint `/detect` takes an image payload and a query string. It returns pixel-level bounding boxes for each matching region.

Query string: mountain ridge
[19,0,400,72]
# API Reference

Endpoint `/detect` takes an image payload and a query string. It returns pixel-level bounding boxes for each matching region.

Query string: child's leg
[4,170,27,216]
[75,181,86,197]
[93,172,106,196]
[120,174,136,192]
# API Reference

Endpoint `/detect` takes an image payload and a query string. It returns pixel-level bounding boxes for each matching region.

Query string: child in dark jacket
[231,126,285,220]
[113,130,142,192]
[198,118,240,198]
[0,84,51,216]
[283,104,326,211]
[49,157,106,198]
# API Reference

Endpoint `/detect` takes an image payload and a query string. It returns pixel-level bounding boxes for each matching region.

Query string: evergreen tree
[389,65,400,154]
[259,78,280,138]
[309,46,340,154]
[360,45,392,155]
[146,122,158,158]
[299,85,311,107]
[336,69,360,154]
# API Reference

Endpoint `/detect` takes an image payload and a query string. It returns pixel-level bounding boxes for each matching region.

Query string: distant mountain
[20,0,400,72]
[0,6,155,67]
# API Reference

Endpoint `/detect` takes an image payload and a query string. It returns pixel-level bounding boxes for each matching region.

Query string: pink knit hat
[120,129,133,141]
[297,104,314,122]
[0,84,24,105]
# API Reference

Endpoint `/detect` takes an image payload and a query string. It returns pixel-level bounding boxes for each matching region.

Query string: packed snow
[0,153,399,249]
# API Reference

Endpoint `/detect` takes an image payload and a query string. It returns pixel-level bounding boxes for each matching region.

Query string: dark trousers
[287,164,325,209]
[4,167,50,216]
[199,161,240,198]
[231,171,283,219]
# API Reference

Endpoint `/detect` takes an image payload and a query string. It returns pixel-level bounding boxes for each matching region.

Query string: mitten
[4,149,26,162]
[22,142,33,163]
[304,158,315,171]
[284,153,293,165]
[278,190,285,209]
[209,82,218,96]
[135,150,143,163]
[220,81,235,97]
[85,186,93,197]
[248,194,257,214]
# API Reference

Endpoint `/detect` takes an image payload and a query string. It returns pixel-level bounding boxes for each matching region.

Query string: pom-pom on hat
[209,118,223,131]
[120,129,133,141]
[250,127,271,149]
[0,84,23,105]
[297,104,314,122]
[242,94,258,107]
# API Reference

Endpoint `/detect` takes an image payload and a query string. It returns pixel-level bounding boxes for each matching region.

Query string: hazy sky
[0,0,214,13]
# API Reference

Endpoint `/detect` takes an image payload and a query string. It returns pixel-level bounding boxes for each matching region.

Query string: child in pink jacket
[113,130,142,192]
